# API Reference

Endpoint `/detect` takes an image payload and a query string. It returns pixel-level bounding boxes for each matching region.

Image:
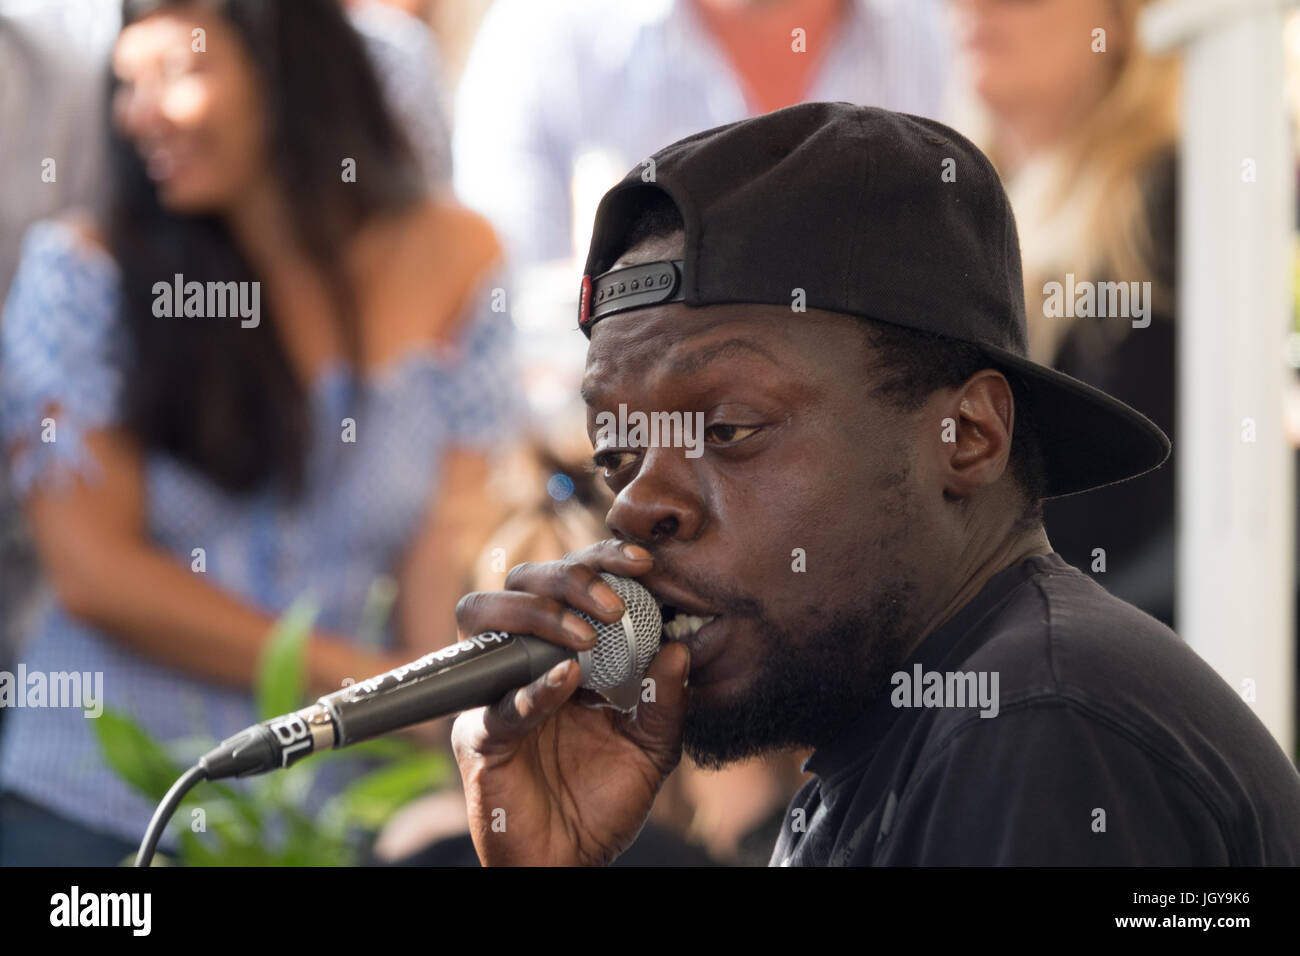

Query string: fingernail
[622,544,652,561]
[563,613,597,643]
[546,661,570,687]
[589,579,624,614]
[683,667,690,689]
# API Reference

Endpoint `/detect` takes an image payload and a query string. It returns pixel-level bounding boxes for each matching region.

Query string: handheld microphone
[198,574,662,780]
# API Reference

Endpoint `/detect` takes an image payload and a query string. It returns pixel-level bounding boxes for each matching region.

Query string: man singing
[450,103,1300,865]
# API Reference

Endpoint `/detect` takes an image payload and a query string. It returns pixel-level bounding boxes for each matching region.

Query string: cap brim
[976,344,1171,500]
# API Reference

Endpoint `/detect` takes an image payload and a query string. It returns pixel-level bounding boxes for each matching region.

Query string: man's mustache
[642,556,765,620]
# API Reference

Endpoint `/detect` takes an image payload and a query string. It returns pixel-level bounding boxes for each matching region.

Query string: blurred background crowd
[1,0,1298,866]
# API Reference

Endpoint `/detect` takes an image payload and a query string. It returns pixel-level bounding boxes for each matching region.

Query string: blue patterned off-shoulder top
[0,219,521,847]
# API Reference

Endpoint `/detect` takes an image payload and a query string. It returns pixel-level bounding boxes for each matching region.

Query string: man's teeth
[663,614,716,640]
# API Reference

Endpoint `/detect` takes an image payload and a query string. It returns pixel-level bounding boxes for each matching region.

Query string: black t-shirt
[769,552,1300,865]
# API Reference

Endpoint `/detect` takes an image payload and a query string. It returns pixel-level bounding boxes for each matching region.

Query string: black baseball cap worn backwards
[578,101,1170,500]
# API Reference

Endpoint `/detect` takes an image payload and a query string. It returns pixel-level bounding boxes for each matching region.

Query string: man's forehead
[580,303,863,405]
[582,306,771,401]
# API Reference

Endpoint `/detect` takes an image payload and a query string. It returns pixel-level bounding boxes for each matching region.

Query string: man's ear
[934,369,1015,500]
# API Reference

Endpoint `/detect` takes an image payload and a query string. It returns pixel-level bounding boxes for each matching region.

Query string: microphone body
[200,574,661,780]
[327,631,575,747]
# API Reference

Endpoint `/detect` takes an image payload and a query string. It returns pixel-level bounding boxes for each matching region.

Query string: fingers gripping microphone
[199,574,662,780]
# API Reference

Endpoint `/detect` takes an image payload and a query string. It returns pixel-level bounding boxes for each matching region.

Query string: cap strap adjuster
[579,259,685,336]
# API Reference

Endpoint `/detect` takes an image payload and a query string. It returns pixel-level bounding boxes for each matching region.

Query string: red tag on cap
[578,274,592,328]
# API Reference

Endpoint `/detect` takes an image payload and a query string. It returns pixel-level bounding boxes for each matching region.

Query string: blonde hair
[977,0,1181,364]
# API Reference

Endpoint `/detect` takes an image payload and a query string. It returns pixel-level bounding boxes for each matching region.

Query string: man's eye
[593,450,638,477]
[705,424,760,445]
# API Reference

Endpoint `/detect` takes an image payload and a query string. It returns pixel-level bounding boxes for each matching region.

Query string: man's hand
[450,540,691,866]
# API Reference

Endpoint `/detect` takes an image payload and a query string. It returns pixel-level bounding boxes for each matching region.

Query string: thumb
[622,641,691,775]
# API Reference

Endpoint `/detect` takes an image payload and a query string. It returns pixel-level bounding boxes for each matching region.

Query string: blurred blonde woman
[949,0,1181,626]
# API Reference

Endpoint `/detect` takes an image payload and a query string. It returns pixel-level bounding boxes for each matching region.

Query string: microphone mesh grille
[579,574,662,690]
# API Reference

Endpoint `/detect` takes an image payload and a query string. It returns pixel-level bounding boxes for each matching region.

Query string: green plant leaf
[324,751,451,831]
[178,828,223,867]
[276,808,355,866]
[256,593,319,721]
[93,586,459,867]
[199,782,264,835]
[92,709,186,803]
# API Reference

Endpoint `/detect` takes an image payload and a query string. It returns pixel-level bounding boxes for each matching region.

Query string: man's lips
[638,575,718,620]
[670,616,732,681]
[638,575,733,677]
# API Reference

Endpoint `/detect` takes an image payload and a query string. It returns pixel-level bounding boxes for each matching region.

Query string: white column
[1143,0,1298,753]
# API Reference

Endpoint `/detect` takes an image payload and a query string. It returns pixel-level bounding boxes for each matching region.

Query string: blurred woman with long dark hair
[0,0,517,864]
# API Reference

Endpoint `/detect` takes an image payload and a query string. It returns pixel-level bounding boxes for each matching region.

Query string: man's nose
[605,447,704,546]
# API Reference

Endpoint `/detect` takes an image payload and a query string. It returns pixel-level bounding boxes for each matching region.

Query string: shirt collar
[802,552,1065,780]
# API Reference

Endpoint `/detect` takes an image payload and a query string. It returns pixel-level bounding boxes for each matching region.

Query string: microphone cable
[135,764,206,867]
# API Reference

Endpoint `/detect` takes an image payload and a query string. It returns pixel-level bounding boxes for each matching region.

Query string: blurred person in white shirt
[453,0,951,272]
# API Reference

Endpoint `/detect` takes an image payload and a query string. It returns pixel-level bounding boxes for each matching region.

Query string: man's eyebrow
[664,337,783,378]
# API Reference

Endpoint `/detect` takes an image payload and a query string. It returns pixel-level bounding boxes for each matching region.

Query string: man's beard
[680,579,918,771]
